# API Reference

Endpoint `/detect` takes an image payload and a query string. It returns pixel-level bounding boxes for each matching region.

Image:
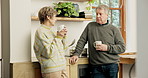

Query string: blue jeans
[90,63,118,78]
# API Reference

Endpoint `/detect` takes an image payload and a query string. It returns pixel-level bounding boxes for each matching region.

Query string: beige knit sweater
[34,25,67,73]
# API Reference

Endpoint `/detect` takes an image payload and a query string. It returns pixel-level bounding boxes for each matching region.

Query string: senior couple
[34,4,125,78]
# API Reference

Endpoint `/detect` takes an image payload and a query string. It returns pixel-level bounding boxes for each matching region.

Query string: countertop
[32,52,136,64]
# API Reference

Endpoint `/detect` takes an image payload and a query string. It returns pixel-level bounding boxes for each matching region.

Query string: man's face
[96,9,108,24]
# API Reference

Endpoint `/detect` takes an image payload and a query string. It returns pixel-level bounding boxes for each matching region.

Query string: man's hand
[96,44,108,51]
[69,56,79,64]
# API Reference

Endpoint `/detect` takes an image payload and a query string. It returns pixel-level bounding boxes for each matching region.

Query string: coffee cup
[57,25,65,32]
[93,41,102,48]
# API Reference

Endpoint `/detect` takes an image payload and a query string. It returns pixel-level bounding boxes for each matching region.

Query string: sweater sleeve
[62,36,68,51]
[34,29,63,60]
[73,25,88,56]
[107,28,126,54]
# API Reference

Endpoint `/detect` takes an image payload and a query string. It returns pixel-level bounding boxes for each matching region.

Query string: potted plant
[53,2,79,17]
[86,0,96,11]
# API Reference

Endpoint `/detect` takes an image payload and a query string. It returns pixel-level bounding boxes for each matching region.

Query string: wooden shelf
[64,0,88,2]
[31,16,92,22]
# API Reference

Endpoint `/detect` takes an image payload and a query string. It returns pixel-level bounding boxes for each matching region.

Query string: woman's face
[49,15,57,26]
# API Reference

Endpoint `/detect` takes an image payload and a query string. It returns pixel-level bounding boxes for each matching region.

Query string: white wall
[122,0,137,78]
[10,0,31,63]
[137,0,148,78]
[126,0,137,52]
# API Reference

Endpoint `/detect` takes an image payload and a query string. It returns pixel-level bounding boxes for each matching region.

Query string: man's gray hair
[96,5,109,14]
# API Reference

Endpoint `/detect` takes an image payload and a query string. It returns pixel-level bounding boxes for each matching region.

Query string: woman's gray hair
[96,5,109,14]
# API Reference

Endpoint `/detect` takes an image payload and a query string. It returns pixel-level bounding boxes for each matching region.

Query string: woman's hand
[57,27,67,37]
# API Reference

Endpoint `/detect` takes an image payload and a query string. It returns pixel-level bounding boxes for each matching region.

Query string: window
[92,0,126,42]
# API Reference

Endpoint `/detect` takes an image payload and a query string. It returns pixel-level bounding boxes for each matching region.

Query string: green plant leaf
[63,9,67,11]
[57,10,61,14]
[87,6,91,10]
[64,13,68,16]
[53,2,79,17]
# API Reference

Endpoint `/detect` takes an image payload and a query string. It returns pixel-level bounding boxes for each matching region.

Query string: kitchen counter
[32,52,136,78]
[32,52,136,64]
[118,52,136,78]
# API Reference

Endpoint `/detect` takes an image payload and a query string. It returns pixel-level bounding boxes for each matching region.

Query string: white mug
[57,25,65,32]
[93,41,102,48]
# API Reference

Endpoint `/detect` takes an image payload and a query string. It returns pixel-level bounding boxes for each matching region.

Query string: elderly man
[69,5,125,78]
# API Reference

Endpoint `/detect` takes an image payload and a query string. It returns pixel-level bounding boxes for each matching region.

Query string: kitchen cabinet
[28,58,89,78]
[69,58,89,78]
[31,58,70,78]
[10,62,35,78]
